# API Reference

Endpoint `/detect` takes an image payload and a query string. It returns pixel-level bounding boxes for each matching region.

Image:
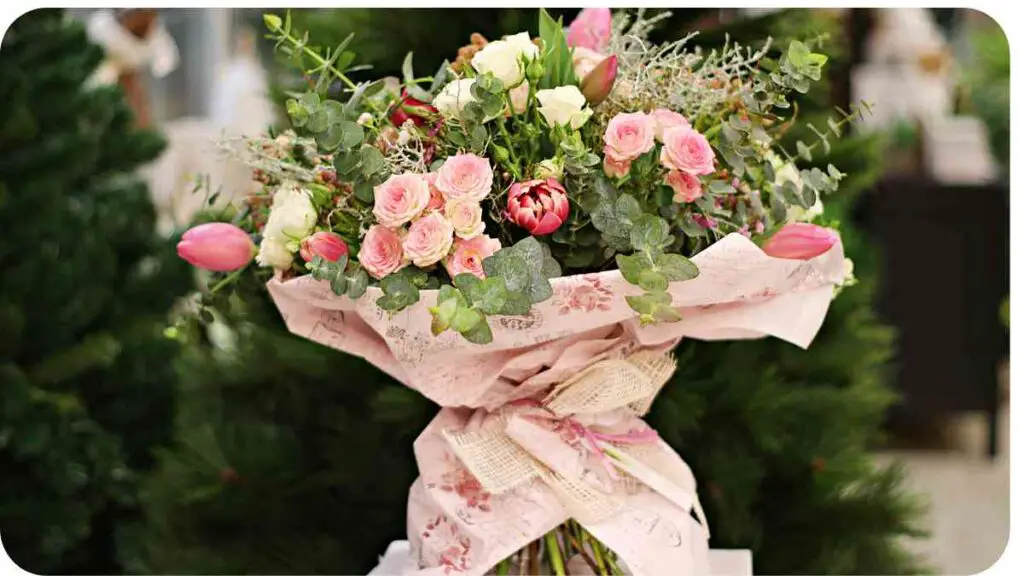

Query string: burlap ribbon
[443,350,709,536]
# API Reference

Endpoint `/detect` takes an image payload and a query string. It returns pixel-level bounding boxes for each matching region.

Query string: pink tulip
[566,8,612,52]
[580,54,617,105]
[506,178,569,236]
[762,223,839,260]
[177,222,255,272]
[300,231,349,263]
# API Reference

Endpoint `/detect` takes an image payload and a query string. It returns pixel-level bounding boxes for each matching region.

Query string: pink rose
[603,155,631,179]
[603,112,656,162]
[435,153,494,202]
[373,173,430,228]
[445,200,485,240]
[660,126,716,175]
[444,235,502,279]
[566,8,612,52]
[402,211,455,267]
[358,225,406,279]
[424,173,446,212]
[650,108,690,142]
[664,170,703,203]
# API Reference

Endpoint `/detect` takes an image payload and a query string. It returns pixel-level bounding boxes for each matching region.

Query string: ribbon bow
[443,350,710,537]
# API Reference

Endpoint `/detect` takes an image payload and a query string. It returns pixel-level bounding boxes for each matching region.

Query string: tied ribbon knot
[442,350,710,537]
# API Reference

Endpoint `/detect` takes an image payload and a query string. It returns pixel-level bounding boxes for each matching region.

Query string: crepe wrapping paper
[265,232,848,575]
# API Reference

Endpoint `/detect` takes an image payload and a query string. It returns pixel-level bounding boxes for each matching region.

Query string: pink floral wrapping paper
[265,232,848,575]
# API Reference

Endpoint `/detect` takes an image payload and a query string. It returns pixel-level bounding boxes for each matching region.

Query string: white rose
[255,236,295,269]
[535,86,593,130]
[472,39,528,88]
[504,32,539,61]
[433,78,478,117]
[264,184,317,244]
[509,81,530,114]
[444,199,485,240]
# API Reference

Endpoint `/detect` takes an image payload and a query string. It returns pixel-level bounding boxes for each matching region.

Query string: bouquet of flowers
[177,8,858,575]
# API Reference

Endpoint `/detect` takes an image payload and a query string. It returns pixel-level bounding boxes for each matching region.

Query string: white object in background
[865,8,946,66]
[920,116,999,185]
[85,9,179,87]
[850,63,954,132]
[368,541,752,576]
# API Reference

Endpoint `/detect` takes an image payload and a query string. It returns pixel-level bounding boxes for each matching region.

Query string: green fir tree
[0,9,192,574]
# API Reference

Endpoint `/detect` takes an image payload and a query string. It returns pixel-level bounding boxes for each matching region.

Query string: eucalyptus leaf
[629,214,671,251]
[354,180,374,203]
[638,269,668,292]
[467,277,508,315]
[656,253,700,282]
[451,306,483,333]
[453,273,481,292]
[461,317,494,344]
[499,292,533,316]
[338,121,365,149]
[796,140,813,162]
[616,253,651,285]
[359,145,386,176]
[345,271,368,299]
[708,180,735,195]
[614,195,642,223]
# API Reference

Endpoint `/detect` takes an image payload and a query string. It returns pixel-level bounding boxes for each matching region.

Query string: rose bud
[389,89,438,128]
[299,231,349,263]
[762,222,839,260]
[579,54,617,106]
[506,178,569,236]
[177,222,256,272]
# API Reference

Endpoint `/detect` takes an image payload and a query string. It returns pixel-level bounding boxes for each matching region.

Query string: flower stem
[208,265,248,295]
[545,530,567,576]
[495,558,509,576]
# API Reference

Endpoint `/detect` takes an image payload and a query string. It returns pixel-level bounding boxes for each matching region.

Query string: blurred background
[1,7,1009,576]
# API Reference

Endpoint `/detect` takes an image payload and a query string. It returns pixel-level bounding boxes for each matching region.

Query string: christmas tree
[123,8,929,575]
[0,9,192,574]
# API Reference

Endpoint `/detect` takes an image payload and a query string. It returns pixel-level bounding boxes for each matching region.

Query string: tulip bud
[506,178,570,236]
[300,231,349,263]
[580,55,617,106]
[177,222,256,272]
[761,222,839,260]
[389,89,438,128]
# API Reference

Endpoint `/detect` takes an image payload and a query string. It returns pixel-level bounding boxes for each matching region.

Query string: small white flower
[356,112,373,126]
[397,129,411,146]
[255,236,295,269]
[263,183,317,244]
[535,86,593,130]
[433,78,478,117]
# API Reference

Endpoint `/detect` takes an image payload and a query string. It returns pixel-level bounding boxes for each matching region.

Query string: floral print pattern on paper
[553,275,614,315]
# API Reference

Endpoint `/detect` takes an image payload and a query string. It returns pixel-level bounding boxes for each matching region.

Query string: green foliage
[118,284,435,575]
[537,8,577,89]
[0,9,192,573]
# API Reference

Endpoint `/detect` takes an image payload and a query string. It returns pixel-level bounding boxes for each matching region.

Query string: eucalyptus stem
[545,530,567,576]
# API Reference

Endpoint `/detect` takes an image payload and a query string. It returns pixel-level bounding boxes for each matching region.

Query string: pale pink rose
[358,225,406,279]
[373,173,430,228]
[435,153,494,202]
[444,200,485,240]
[603,155,631,179]
[660,126,716,175]
[650,108,690,142]
[664,170,703,203]
[566,8,612,52]
[444,235,502,279]
[603,112,656,162]
[572,46,605,80]
[402,211,455,267]
[424,173,446,212]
